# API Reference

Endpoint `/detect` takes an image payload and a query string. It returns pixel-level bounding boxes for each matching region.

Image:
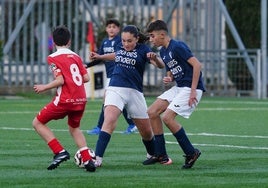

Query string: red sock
[80,147,92,162]
[48,138,64,154]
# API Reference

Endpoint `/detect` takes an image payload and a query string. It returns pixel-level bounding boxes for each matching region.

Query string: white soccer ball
[74,148,96,168]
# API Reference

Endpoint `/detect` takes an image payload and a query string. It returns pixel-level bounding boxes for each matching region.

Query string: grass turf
[0,96,267,188]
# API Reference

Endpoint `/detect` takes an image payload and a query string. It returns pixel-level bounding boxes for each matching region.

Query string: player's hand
[188,90,198,107]
[147,52,158,61]
[89,52,100,61]
[163,76,172,84]
[33,84,46,94]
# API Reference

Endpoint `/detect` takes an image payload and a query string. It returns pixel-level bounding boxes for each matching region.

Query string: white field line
[1,107,268,115]
[1,126,267,150]
[165,141,268,150]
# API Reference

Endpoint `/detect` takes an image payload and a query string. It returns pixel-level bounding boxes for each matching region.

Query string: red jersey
[47,48,88,110]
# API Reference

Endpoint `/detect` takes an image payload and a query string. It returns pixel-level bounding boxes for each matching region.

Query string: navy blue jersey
[109,43,151,92]
[160,39,205,91]
[98,35,121,78]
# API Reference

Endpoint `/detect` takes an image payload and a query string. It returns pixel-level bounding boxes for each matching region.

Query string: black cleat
[84,160,96,172]
[47,150,70,170]
[143,155,172,165]
[182,149,201,169]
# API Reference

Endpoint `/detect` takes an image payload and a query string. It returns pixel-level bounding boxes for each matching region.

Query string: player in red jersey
[32,25,95,172]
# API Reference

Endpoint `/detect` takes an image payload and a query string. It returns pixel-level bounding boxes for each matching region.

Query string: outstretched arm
[33,75,64,94]
[90,52,115,61]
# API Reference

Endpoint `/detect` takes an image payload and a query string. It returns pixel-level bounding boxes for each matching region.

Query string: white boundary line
[165,141,268,150]
[1,126,267,150]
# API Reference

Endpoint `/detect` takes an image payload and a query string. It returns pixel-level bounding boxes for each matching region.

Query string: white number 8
[70,64,82,86]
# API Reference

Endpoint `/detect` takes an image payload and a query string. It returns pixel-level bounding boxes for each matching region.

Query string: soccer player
[144,20,205,169]
[87,19,137,135]
[90,25,165,167]
[32,25,95,172]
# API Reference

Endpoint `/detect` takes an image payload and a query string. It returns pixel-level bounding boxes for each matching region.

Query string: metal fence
[0,0,265,98]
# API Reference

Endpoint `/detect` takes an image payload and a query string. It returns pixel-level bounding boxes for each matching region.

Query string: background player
[143,20,205,169]
[32,25,95,172]
[90,25,165,167]
[87,19,137,135]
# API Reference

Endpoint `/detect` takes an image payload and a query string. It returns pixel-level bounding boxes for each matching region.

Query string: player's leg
[69,127,96,172]
[94,105,121,167]
[132,118,156,158]
[163,87,203,169]
[145,98,172,165]
[87,104,104,135]
[68,111,95,172]
[87,90,107,135]
[122,108,137,134]
[32,103,70,170]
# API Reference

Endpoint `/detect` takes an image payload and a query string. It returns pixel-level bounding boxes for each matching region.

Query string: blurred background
[0,0,267,99]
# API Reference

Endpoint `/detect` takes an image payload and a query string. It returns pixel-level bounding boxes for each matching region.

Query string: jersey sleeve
[47,56,62,78]
[174,42,193,62]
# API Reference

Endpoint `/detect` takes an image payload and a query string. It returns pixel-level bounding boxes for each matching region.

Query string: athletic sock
[173,127,195,155]
[48,138,64,154]
[155,134,167,156]
[97,105,105,128]
[80,147,92,162]
[142,137,156,156]
[95,131,111,157]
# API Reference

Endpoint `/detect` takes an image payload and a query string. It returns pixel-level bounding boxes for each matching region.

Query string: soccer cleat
[94,156,103,167]
[84,160,96,172]
[47,150,70,170]
[182,148,201,169]
[86,126,101,135]
[143,154,172,165]
[123,124,137,134]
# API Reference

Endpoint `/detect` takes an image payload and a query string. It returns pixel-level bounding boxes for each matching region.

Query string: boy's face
[106,23,120,38]
[148,30,165,47]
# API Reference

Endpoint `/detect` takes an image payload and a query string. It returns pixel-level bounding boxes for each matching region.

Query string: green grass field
[0,95,267,188]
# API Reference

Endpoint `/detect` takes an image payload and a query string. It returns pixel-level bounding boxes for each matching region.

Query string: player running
[32,25,95,172]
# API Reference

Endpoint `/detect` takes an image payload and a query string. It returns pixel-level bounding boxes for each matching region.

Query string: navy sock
[97,105,104,128]
[142,137,156,156]
[95,131,111,157]
[173,127,195,155]
[155,134,167,156]
[122,108,134,125]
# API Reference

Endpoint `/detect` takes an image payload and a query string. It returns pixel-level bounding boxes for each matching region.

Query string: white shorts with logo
[105,86,149,119]
[158,86,203,119]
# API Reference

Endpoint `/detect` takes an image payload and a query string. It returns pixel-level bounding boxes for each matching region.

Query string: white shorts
[158,86,203,119]
[105,86,149,119]
[105,78,111,89]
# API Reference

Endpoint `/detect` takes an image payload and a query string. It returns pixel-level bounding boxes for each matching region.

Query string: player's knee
[147,107,159,119]
[162,114,171,125]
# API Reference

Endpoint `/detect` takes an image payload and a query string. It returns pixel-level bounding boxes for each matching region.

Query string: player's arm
[163,71,174,84]
[85,60,103,68]
[33,75,64,94]
[147,52,165,68]
[83,73,90,83]
[187,56,202,106]
[90,52,115,61]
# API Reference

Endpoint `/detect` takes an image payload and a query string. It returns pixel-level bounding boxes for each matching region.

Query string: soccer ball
[74,148,96,168]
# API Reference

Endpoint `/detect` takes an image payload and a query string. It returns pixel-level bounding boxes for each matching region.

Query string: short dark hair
[146,20,168,33]
[105,18,120,27]
[52,25,71,46]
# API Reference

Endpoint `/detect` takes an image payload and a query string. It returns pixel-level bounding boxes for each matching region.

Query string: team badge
[50,63,57,71]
